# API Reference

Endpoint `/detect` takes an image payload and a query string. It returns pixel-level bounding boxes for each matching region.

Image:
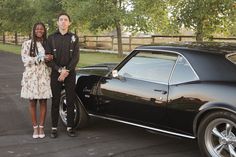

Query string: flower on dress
[37,52,45,62]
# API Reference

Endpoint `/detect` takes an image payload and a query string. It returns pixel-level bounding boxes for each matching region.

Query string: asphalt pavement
[0,51,202,157]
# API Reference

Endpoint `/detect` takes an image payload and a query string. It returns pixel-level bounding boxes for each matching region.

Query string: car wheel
[59,90,89,128]
[198,111,236,157]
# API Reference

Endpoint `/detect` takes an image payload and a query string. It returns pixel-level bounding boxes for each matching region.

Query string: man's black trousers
[51,71,76,128]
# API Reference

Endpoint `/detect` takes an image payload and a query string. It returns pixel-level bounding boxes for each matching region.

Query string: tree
[62,0,174,57]
[222,2,236,36]
[0,0,35,33]
[0,0,65,36]
[171,0,236,41]
[32,0,64,33]
[62,0,129,57]
[128,0,179,35]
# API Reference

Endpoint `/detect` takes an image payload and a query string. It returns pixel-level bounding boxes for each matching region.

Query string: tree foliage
[171,0,236,41]
[128,0,179,35]
[0,0,64,34]
[0,0,35,33]
[62,0,131,56]
[61,0,174,56]
[33,0,64,33]
[1,0,236,45]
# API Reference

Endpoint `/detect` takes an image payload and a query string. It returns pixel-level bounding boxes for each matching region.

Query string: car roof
[135,44,236,82]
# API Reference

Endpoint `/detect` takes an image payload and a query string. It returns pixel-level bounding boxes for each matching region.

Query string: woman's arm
[21,40,37,67]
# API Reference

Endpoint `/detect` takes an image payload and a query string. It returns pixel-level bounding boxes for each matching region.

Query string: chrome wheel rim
[205,118,236,157]
[59,94,78,125]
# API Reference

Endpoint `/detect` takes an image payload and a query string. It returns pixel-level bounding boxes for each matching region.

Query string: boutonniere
[71,35,76,43]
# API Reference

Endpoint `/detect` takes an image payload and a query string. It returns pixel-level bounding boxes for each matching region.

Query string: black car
[59,44,236,157]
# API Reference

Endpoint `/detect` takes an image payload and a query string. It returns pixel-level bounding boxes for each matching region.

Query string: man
[46,13,79,138]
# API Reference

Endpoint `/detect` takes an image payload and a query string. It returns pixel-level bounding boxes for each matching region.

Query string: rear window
[226,53,236,64]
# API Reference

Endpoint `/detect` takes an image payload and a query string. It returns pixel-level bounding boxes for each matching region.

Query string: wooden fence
[1,32,236,51]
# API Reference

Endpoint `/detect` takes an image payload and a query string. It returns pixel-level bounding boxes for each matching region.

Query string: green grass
[0,43,124,67]
[79,52,123,67]
[0,43,21,54]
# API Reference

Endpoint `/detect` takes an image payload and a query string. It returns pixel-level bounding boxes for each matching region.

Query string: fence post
[179,36,182,41]
[151,36,155,44]
[3,32,5,44]
[84,36,87,48]
[15,32,18,45]
[111,36,114,50]
[129,35,132,51]
[96,36,98,49]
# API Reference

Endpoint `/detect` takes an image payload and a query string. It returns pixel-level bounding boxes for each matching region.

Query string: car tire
[59,90,89,128]
[197,111,236,157]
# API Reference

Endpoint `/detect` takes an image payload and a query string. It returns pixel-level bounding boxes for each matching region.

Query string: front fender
[193,102,236,137]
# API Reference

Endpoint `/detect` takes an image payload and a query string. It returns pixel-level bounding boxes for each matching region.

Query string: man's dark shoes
[67,128,77,137]
[50,129,58,138]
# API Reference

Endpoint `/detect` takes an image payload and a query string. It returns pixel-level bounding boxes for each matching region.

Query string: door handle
[154,89,167,95]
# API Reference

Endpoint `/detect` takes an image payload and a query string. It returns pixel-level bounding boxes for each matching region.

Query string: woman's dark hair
[30,22,47,57]
[57,12,71,22]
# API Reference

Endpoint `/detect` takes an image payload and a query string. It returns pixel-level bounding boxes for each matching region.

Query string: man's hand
[58,69,69,82]
[45,54,53,62]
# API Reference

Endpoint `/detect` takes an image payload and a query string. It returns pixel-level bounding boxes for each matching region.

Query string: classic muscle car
[59,43,236,157]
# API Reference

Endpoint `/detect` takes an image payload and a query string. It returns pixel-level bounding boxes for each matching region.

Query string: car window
[170,56,199,84]
[226,53,236,64]
[118,51,178,84]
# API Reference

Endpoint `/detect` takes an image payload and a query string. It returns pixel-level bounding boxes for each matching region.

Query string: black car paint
[98,77,168,125]
[75,46,236,138]
[167,82,236,135]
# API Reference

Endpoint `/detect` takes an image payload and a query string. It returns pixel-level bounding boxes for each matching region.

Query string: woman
[21,22,53,139]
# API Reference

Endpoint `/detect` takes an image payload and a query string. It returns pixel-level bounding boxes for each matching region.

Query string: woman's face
[35,24,45,38]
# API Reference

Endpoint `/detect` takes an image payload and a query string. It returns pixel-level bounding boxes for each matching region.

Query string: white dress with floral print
[21,40,52,99]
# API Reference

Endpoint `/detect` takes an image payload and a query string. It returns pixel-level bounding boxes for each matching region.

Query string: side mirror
[112,70,118,78]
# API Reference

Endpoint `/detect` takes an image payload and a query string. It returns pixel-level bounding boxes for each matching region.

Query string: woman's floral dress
[21,40,52,99]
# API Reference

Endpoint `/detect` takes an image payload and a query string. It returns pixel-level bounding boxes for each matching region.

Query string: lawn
[0,43,124,67]
[0,43,21,54]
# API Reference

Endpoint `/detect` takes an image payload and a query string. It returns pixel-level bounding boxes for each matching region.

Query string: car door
[96,50,178,127]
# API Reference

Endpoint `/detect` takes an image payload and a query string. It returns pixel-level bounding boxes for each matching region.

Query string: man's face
[57,15,71,31]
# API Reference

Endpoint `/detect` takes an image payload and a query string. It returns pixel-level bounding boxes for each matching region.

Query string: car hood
[76,63,118,77]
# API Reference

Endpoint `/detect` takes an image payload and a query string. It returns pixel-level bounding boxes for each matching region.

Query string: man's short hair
[57,12,71,22]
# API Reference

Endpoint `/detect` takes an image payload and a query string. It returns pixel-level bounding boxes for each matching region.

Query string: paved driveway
[0,51,202,157]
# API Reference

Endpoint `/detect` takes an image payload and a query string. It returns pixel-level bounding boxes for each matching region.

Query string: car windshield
[226,53,236,64]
